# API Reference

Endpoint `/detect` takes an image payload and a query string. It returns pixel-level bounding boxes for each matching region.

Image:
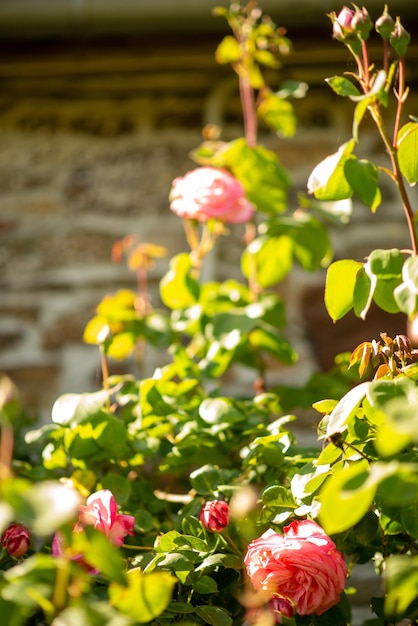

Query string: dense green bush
[2,3,418,625]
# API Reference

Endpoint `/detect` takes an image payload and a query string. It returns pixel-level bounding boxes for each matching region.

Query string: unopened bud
[390,17,410,56]
[331,6,356,41]
[1,523,30,558]
[352,7,373,41]
[200,500,229,532]
[375,5,395,40]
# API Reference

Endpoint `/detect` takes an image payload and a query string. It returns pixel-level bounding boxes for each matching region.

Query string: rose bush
[1,2,418,625]
[244,521,347,616]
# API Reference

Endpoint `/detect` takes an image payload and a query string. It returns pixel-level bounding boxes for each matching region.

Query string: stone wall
[1,29,418,427]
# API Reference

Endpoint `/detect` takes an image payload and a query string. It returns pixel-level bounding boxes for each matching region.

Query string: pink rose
[52,489,135,561]
[169,167,255,224]
[333,6,356,40]
[200,500,229,532]
[244,519,347,616]
[1,523,30,558]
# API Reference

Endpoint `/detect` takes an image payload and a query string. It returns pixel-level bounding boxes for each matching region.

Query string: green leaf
[344,157,381,211]
[307,140,355,201]
[249,328,297,365]
[325,259,363,321]
[319,460,397,535]
[109,569,176,623]
[241,235,293,287]
[195,605,233,626]
[326,75,361,97]
[160,253,200,310]
[263,213,333,271]
[257,92,296,138]
[194,575,218,594]
[385,555,418,618]
[400,254,418,294]
[397,122,418,185]
[323,382,370,438]
[51,390,109,427]
[214,138,290,214]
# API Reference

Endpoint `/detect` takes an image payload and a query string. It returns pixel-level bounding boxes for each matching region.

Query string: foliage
[2,2,418,626]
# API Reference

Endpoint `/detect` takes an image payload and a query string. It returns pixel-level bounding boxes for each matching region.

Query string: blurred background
[1,0,418,419]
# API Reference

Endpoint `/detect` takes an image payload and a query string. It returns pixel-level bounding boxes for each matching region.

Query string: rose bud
[390,17,410,56]
[375,6,395,40]
[200,500,229,532]
[270,596,294,623]
[1,523,30,558]
[331,6,356,41]
[351,7,373,41]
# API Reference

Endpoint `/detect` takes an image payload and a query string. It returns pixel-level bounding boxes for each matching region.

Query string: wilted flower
[200,500,229,532]
[52,489,135,561]
[169,166,255,224]
[244,519,347,616]
[1,523,30,558]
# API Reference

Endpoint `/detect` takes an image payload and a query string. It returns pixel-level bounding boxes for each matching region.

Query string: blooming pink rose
[169,167,255,224]
[52,489,135,561]
[1,523,30,558]
[200,500,229,532]
[244,519,347,616]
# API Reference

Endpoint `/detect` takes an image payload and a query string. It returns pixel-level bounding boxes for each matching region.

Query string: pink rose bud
[169,167,255,224]
[270,596,294,623]
[200,500,229,532]
[1,523,30,558]
[244,519,347,616]
[332,6,356,41]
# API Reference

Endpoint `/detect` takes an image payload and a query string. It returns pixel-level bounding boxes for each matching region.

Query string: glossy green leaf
[160,253,200,310]
[397,122,418,185]
[325,259,363,321]
[52,390,109,427]
[241,235,293,287]
[319,460,397,535]
[249,328,297,365]
[109,569,176,623]
[385,555,418,618]
[326,75,361,97]
[214,138,290,214]
[195,605,233,626]
[344,157,381,211]
[323,382,370,438]
[262,213,333,271]
[307,140,355,201]
[257,92,296,137]
[400,254,418,293]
